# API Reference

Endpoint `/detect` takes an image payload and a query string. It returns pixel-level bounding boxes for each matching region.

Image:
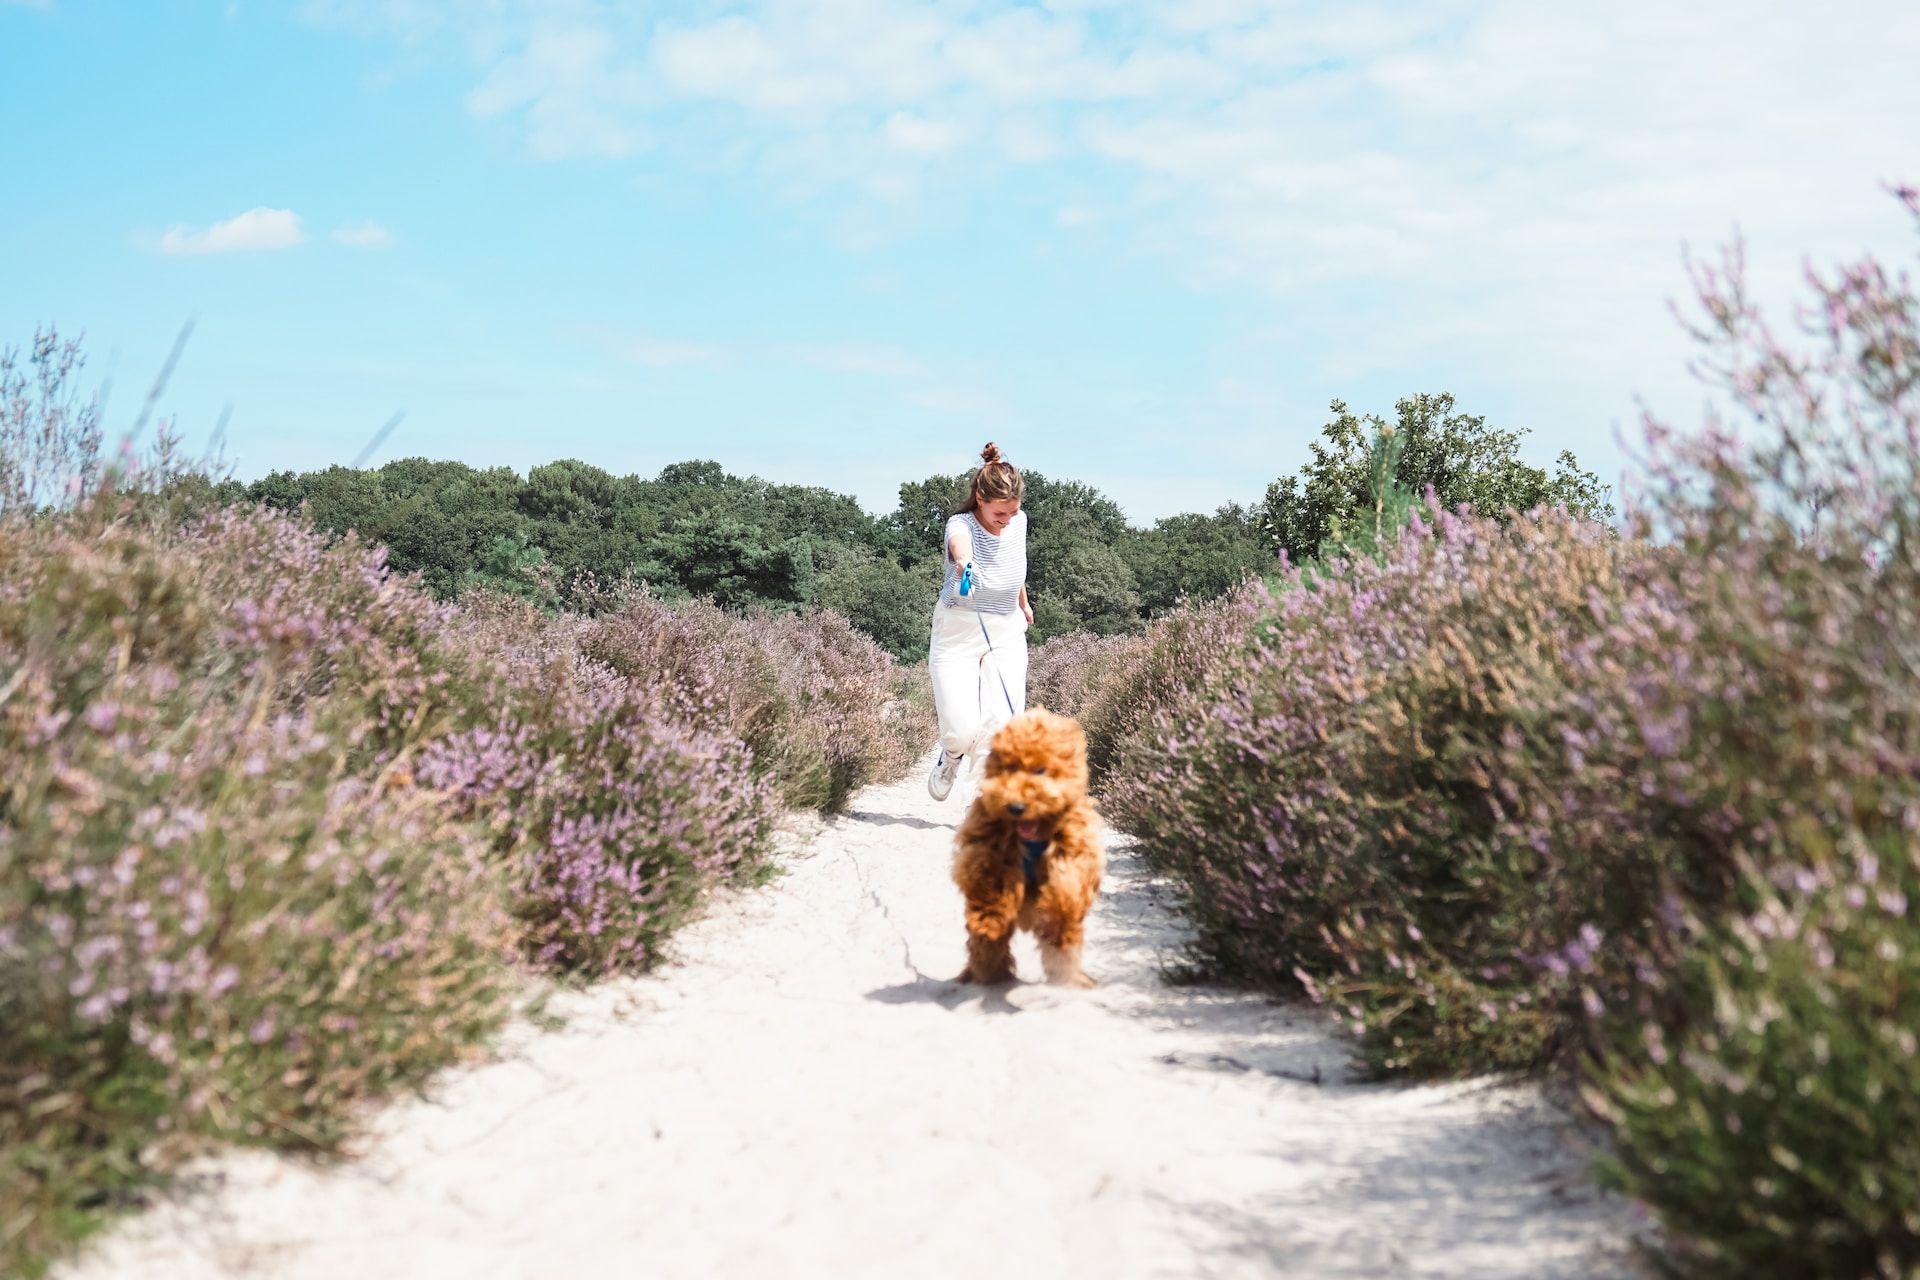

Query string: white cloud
[611,334,725,368]
[780,341,923,377]
[332,219,395,248]
[905,384,999,414]
[468,23,652,158]
[883,111,963,156]
[309,3,1920,262]
[158,207,307,255]
[315,0,1920,447]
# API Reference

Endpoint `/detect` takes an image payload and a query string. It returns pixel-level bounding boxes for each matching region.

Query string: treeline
[196,391,1608,661]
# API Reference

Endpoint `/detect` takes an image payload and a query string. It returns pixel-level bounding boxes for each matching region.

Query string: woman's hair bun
[960,440,1023,512]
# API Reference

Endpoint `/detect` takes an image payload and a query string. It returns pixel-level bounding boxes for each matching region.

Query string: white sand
[63,762,1638,1280]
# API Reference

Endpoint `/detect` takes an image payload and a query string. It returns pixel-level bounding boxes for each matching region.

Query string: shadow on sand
[864,978,1025,1016]
[843,810,952,833]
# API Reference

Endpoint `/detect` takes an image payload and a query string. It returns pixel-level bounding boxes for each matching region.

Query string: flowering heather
[1,498,512,1275]
[1591,857,1920,1280]
[425,594,774,974]
[1027,593,1252,787]
[1097,194,1920,1275]
[1025,629,1145,772]
[576,592,934,812]
[1584,196,1920,1277]
[0,482,929,1273]
[1104,502,1647,1072]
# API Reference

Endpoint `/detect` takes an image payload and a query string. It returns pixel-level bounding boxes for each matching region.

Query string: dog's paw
[956,964,1019,986]
[1051,970,1098,989]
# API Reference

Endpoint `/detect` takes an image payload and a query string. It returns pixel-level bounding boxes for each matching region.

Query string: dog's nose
[1006,802,1026,816]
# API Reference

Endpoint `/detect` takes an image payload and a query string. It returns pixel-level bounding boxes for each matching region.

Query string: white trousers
[928,603,1028,758]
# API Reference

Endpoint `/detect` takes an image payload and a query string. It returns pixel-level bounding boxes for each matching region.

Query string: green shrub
[0,500,513,1277]
[576,593,933,812]
[1578,204,1920,1277]
[1026,590,1255,788]
[1094,197,1920,1274]
[0,491,926,1273]
[1591,859,1920,1279]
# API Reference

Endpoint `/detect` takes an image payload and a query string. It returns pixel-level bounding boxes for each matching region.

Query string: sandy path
[64,762,1637,1280]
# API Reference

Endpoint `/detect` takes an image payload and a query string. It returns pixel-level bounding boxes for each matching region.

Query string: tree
[1028,509,1141,640]
[520,459,620,526]
[645,511,814,611]
[1038,541,1141,639]
[462,533,557,608]
[882,473,972,565]
[1258,394,1614,566]
[1021,471,1130,545]
[247,459,529,600]
[189,396,1611,653]
[1119,504,1270,616]
[810,544,939,661]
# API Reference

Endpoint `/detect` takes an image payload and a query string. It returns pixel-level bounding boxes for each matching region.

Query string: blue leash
[977,608,1018,719]
[964,572,1035,884]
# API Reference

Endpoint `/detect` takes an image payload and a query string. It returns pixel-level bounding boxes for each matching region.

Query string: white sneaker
[928,748,964,801]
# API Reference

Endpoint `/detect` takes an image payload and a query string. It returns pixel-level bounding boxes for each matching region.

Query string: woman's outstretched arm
[947,523,973,569]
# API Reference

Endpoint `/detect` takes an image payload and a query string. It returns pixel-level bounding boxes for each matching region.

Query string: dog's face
[978,709,1089,843]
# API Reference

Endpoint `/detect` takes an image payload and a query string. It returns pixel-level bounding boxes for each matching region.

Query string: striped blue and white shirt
[941,510,1027,614]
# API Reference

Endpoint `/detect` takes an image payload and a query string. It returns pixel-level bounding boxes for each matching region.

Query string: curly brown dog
[951,709,1103,987]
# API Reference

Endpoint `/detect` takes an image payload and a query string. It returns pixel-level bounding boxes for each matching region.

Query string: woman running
[927,443,1033,801]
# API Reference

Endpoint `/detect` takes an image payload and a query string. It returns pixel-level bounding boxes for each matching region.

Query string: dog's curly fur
[951,709,1103,987]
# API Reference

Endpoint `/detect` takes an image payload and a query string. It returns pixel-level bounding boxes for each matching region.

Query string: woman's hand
[1019,587,1034,626]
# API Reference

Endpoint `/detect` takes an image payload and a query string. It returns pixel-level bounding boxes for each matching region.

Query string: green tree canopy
[230,395,1608,657]
[1118,504,1270,617]
[1258,393,1614,567]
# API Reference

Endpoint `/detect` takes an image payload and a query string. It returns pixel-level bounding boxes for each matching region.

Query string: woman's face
[976,497,1021,535]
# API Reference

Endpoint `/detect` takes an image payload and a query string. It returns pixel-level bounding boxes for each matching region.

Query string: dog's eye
[1032,766,1047,776]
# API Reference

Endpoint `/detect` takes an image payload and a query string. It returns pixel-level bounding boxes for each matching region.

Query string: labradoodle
[951,709,1103,987]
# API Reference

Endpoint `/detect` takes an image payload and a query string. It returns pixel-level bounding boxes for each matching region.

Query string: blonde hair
[962,442,1023,514]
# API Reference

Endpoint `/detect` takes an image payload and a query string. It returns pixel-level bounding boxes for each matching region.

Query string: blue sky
[3,0,1917,522]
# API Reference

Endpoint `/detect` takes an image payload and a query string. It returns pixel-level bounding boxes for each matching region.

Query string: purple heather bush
[1026,592,1254,785]
[1089,191,1920,1276]
[1583,195,1920,1278]
[1025,628,1146,774]
[1,495,514,1275]
[424,593,775,974]
[1025,628,1130,719]
[1,467,927,1272]
[576,590,935,812]
[1107,500,1671,1071]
